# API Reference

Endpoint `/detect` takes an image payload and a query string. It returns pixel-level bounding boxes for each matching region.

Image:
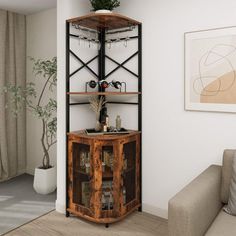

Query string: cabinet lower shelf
[74,169,134,178]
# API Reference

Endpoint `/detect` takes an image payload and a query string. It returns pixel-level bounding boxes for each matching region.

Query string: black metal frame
[138,24,142,212]
[65,21,70,217]
[65,20,142,217]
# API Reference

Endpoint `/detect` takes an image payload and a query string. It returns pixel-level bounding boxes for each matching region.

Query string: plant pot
[95,10,112,14]
[33,166,57,194]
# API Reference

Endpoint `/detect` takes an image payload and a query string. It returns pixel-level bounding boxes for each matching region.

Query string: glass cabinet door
[100,146,114,216]
[72,142,91,209]
[122,141,136,206]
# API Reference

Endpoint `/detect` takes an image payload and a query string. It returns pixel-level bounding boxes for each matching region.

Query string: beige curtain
[0,10,26,180]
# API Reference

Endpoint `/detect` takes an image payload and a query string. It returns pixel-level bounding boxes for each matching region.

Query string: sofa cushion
[221,149,235,204]
[205,209,236,236]
[224,152,236,215]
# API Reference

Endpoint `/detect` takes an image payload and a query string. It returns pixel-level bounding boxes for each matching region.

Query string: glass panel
[72,143,91,208]
[101,146,114,211]
[123,141,136,205]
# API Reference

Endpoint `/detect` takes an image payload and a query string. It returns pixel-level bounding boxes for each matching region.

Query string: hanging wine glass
[78,35,81,46]
[78,28,81,46]
[115,32,121,48]
[95,31,100,50]
[97,41,101,50]
[87,31,92,48]
[107,38,112,50]
[123,36,130,48]
[91,31,96,49]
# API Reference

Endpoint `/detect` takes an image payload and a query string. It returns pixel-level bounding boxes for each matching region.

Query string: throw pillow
[224,151,236,215]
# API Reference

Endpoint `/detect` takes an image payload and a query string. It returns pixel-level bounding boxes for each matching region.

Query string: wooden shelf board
[67,92,141,96]
[74,170,90,176]
[102,170,113,178]
[68,130,141,141]
[67,13,141,30]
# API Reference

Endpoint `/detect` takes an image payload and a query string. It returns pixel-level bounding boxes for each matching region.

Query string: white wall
[57,0,236,218]
[26,8,57,175]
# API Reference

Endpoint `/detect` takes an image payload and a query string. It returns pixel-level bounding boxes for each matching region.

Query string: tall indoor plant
[3,57,57,194]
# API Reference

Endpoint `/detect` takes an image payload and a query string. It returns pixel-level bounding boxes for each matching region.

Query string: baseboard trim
[56,200,65,214]
[18,169,26,176]
[142,203,168,219]
[0,169,27,183]
[26,168,35,175]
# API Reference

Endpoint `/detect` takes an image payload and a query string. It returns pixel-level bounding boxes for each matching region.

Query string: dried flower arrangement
[89,96,106,131]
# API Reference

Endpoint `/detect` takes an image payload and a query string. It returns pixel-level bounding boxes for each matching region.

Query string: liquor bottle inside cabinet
[123,187,126,205]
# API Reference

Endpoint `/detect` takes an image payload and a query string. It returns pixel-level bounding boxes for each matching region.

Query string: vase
[95,120,101,131]
[95,10,112,14]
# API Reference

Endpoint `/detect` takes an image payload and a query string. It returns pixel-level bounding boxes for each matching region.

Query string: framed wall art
[185,26,236,113]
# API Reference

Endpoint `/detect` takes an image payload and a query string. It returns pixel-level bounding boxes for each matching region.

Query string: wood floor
[5,210,168,236]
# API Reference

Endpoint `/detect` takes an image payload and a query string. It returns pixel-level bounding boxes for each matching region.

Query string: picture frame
[185,26,236,113]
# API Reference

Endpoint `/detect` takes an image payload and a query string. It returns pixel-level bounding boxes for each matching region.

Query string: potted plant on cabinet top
[3,57,57,195]
[90,0,120,13]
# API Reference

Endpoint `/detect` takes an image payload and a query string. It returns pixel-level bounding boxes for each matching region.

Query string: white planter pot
[33,166,57,194]
[95,10,112,14]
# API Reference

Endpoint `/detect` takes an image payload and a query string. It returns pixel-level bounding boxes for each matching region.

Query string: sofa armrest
[168,165,223,236]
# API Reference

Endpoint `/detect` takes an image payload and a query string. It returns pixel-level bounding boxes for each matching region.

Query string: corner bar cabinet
[65,13,142,225]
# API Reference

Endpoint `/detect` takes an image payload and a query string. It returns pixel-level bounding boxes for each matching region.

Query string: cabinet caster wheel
[105,223,109,228]
[66,211,70,217]
[138,206,142,212]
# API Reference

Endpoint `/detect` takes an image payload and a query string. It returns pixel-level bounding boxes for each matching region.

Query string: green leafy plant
[3,57,57,169]
[90,0,120,11]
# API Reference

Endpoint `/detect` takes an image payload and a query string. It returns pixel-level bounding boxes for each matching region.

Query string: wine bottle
[102,107,109,131]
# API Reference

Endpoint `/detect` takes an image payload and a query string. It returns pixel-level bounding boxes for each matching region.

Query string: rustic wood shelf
[67,13,141,30]
[68,130,141,140]
[74,170,90,176]
[102,171,113,179]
